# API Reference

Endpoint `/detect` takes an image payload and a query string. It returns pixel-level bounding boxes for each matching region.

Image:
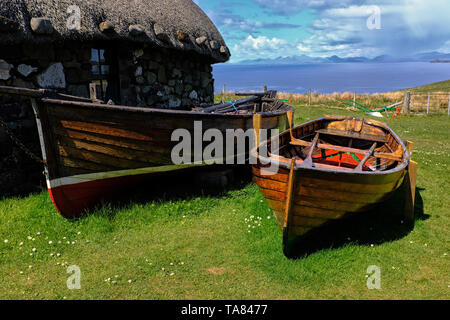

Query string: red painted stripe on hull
[48,172,161,219]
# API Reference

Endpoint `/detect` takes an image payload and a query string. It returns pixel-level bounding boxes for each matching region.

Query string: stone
[184,84,193,92]
[142,86,152,94]
[158,67,167,84]
[177,30,188,42]
[135,66,143,77]
[175,82,184,95]
[168,98,181,109]
[220,46,229,54]
[189,90,198,100]
[147,61,160,70]
[0,16,19,32]
[196,36,207,45]
[12,78,36,89]
[30,18,54,35]
[146,72,157,84]
[136,76,145,85]
[184,74,193,84]
[67,85,89,98]
[209,40,219,50]
[172,68,182,78]
[36,63,66,89]
[17,64,38,77]
[99,21,114,33]
[201,74,211,88]
[153,24,170,42]
[129,24,145,36]
[0,60,13,80]
[134,49,144,58]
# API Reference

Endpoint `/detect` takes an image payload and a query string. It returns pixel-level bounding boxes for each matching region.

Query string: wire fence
[408,93,450,115]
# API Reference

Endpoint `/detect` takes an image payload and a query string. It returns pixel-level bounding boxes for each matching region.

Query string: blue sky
[194,0,450,63]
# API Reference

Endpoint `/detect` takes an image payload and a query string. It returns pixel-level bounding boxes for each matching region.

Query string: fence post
[447,93,450,116]
[308,89,311,106]
[353,92,356,108]
[403,91,411,114]
[263,85,267,93]
[427,93,430,114]
[222,84,226,103]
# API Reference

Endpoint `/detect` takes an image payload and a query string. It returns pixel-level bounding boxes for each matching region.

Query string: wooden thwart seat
[315,128,388,143]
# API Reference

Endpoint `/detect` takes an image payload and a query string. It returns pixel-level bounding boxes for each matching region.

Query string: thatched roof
[0,0,230,63]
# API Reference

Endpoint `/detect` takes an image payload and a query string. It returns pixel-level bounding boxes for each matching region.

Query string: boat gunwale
[252,116,410,177]
[40,97,294,119]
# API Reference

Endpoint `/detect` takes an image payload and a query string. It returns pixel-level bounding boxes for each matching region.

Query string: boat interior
[267,115,407,172]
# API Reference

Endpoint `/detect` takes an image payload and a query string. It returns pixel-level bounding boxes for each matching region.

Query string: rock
[220,46,229,54]
[184,84,193,92]
[196,36,207,45]
[184,74,193,84]
[146,72,157,84]
[142,86,152,94]
[67,85,89,98]
[12,78,35,89]
[175,82,184,95]
[209,40,219,50]
[134,49,144,58]
[168,98,181,109]
[129,24,145,36]
[0,60,13,80]
[0,16,19,32]
[136,76,145,85]
[158,67,167,84]
[172,68,182,78]
[153,24,170,42]
[99,21,114,33]
[189,90,198,100]
[135,66,143,77]
[30,18,54,35]
[177,30,188,42]
[147,61,160,70]
[201,73,211,88]
[17,64,38,77]
[36,63,66,89]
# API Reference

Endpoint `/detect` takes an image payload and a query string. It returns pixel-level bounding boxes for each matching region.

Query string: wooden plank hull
[30,98,292,218]
[252,116,410,256]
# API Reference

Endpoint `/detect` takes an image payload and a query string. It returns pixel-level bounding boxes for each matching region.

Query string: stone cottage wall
[0,41,216,197]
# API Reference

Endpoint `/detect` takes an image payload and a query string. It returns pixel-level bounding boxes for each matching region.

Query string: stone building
[0,0,230,196]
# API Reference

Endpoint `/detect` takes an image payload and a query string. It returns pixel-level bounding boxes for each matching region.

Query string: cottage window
[90,48,118,102]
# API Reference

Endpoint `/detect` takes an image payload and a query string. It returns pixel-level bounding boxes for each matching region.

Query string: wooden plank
[291,205,347,220]
[298,177,399,194]
[404,160,418,224]
[252,166,289,182]
[291,215,329,228]
[355,142,377,172]
[283,159,296,229]
[259,187,286,201]
[253,176,286,193]
[316,128,388,143]
[294,196,381,212]
[297,185,388,204]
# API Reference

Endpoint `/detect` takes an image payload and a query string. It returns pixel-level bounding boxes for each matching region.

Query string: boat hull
[32,98,290,218]
[253,164,406,238]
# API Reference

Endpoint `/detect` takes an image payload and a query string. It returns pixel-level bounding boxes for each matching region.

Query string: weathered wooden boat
[0,86,293,218]
[252,112,418,256]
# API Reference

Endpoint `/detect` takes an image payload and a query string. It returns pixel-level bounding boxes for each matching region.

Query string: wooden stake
[403,91,411,114]
[403,160,418,224]
[308,89,311,106]
[286,110,295,139]
[253,113,262,153]
[283,158,296,239]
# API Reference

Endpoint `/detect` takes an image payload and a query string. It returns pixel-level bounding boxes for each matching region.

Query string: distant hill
[238,52,450,65]
[403,80,450,93]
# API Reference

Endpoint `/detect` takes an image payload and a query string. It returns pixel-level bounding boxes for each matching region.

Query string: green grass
[404,79,450,92]
[1,101,449,300]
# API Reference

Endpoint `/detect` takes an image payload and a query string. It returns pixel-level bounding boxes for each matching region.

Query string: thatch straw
[0,0,230,63]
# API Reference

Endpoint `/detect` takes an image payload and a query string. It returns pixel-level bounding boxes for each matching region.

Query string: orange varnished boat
[252,112,418,257]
